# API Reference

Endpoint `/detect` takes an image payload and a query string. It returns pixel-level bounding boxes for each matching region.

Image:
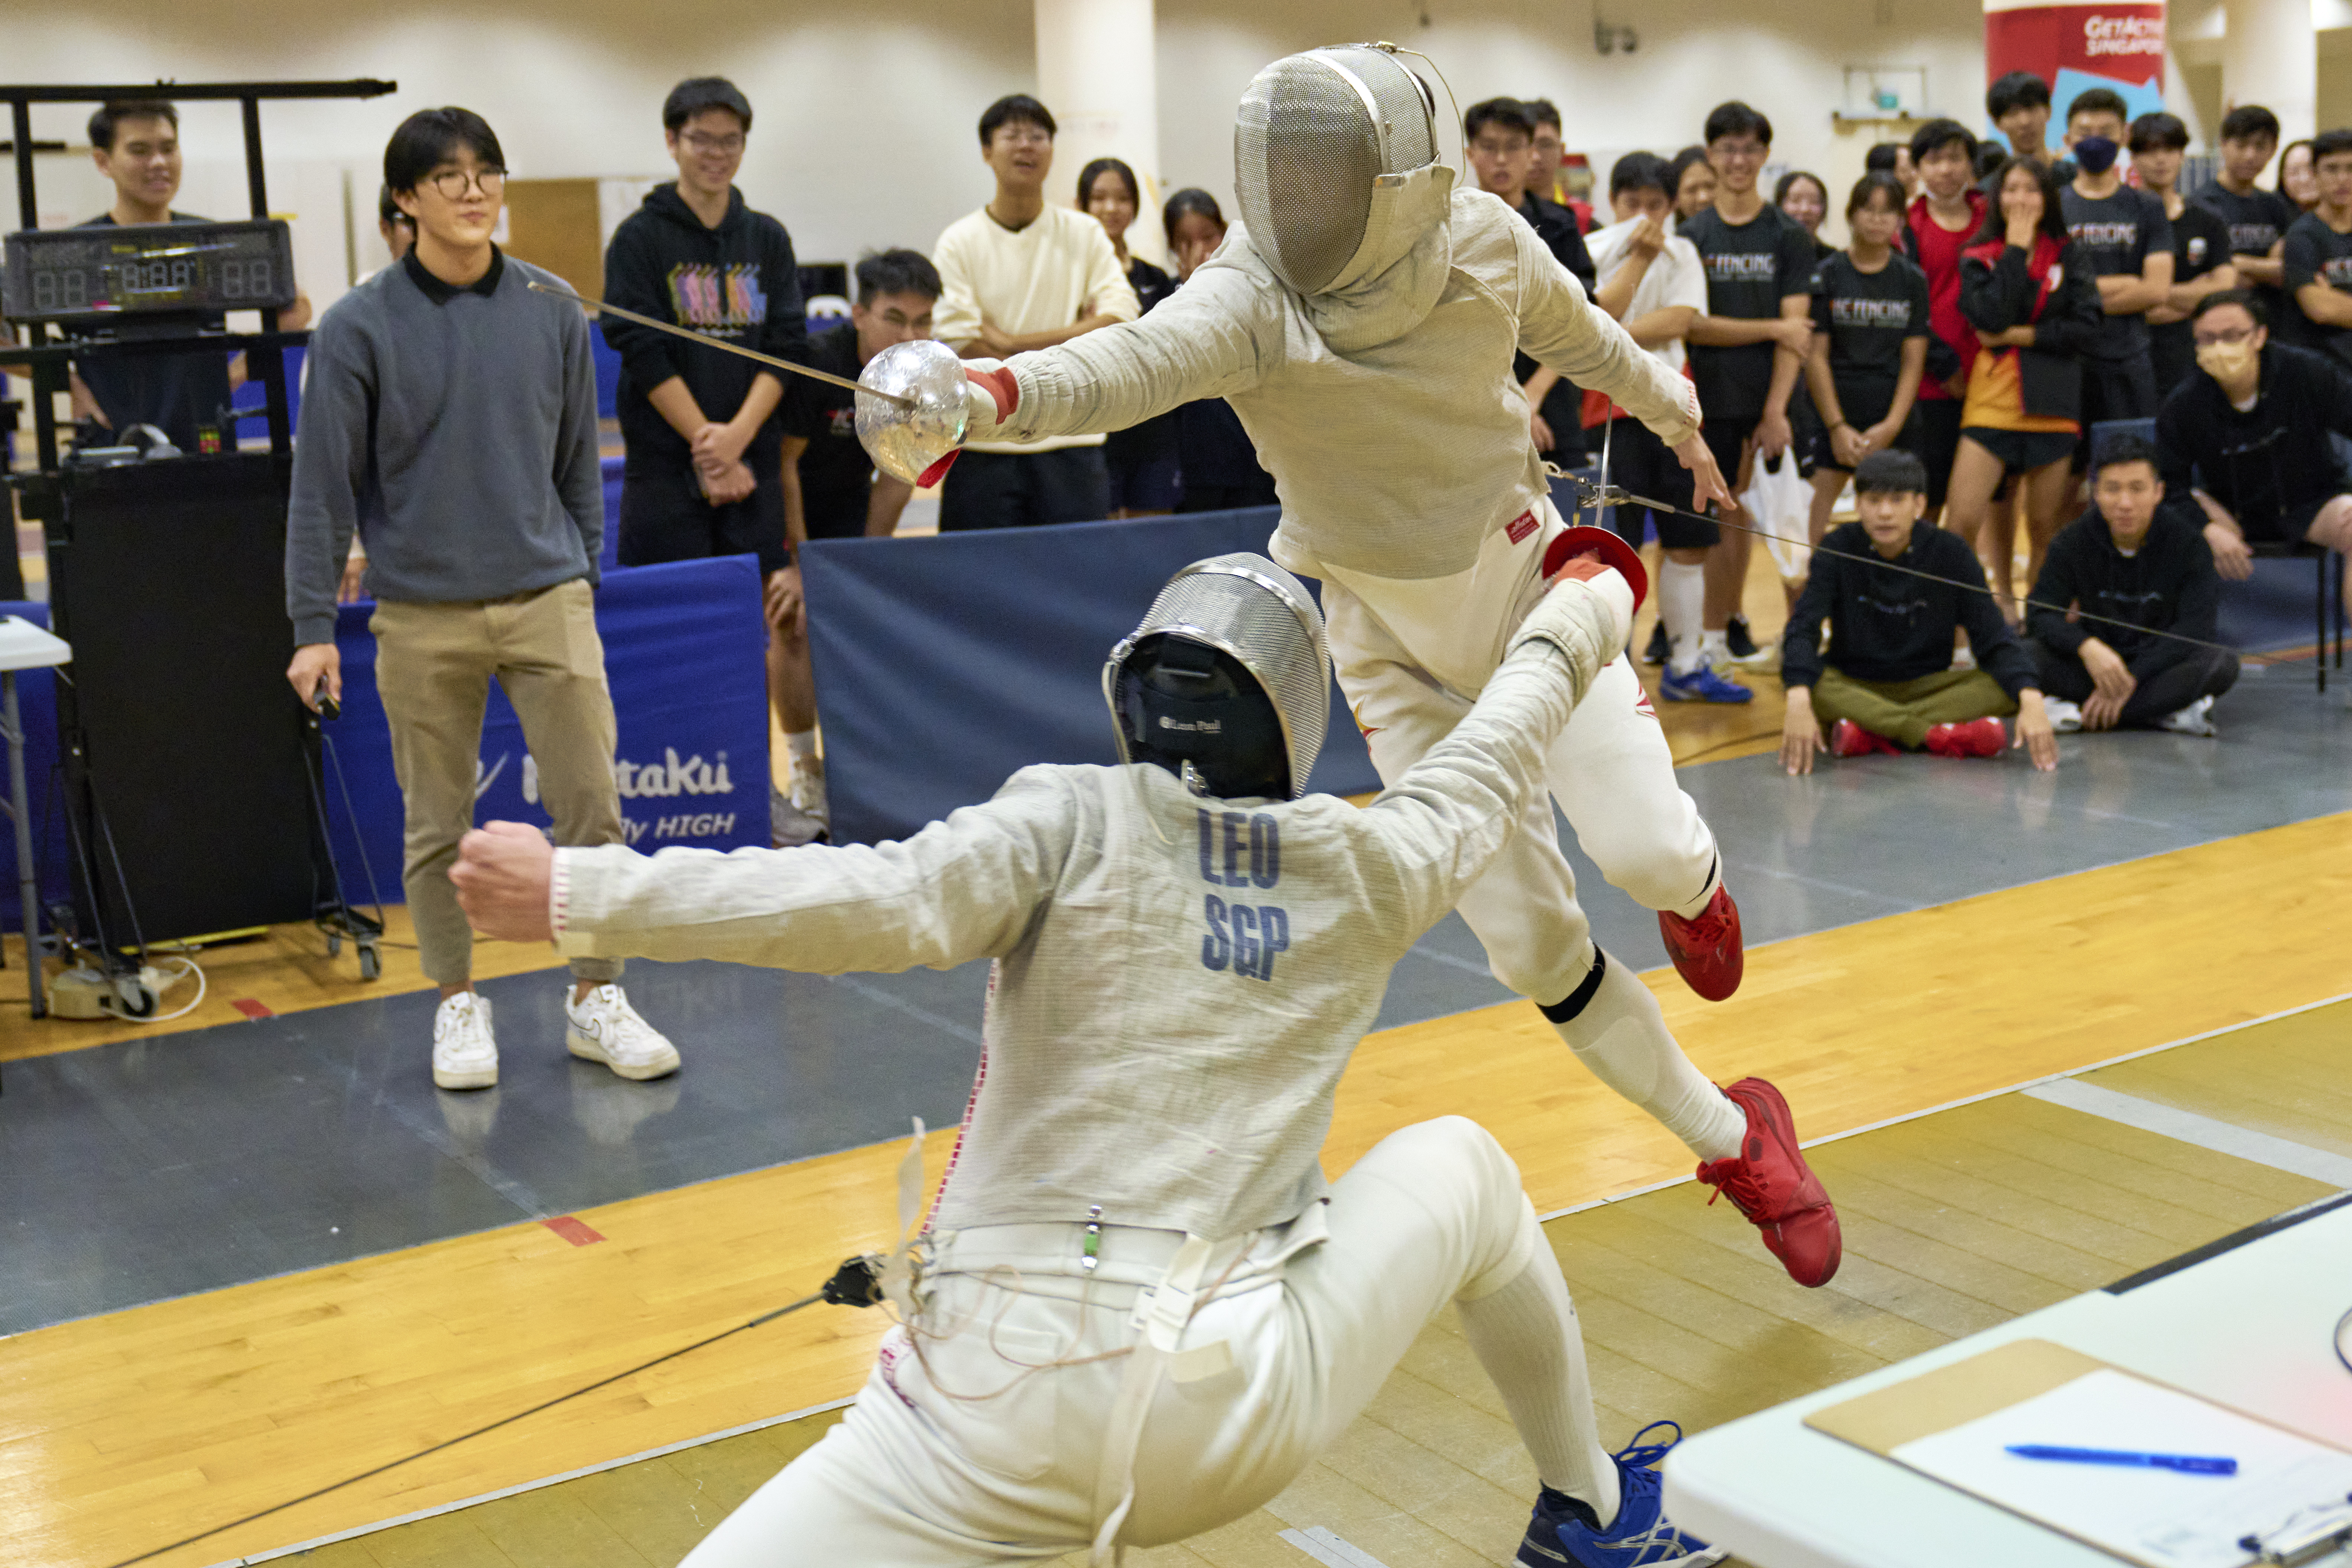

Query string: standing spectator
[70,99,313,451]
[1944,156,2103,613]
[1159,190,1277,513]
[1668,146,1717,223]
[1684,102,1818,677]
[1867,141,1919,200]
[1080,156,1178,517]
[1903,118,1987,521]
[2025,433,2237,735]
[2284,130,2352,362]
[602,78,805,578]
[365,184,416,275]
[1775,171,1834,259]
[1586,153,1715,690]
[2129,113,2238,396]
[1779,450,2056,771]
[1985,71,2072,182]
[2057,88,2172,446]
[1466,97,1597,465]
[932,94,1139,530]
[1526,100,1589,227]
[2157,291,2352,607]
[771,249,937,846]
[285,108,679,1091]
[2280,139,2321,214]
[1802,174,1931,546]
[2194,106,2295,318]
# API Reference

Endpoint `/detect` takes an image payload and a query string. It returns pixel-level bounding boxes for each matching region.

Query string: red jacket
[1905,189,1988,395]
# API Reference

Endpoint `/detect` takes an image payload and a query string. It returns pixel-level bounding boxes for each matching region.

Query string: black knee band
[1539,949,1609,1023]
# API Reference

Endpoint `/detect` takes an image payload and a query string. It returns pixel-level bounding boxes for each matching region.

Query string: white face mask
[2195,336,2259,383]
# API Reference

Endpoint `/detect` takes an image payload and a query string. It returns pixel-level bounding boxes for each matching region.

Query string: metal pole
[10,99,36,230]
[240,97,269,218]
[6,671,45,1020]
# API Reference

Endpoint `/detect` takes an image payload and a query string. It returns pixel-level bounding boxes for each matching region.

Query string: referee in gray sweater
[286,107,680,1092]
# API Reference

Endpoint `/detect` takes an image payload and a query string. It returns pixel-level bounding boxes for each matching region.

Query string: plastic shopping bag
[1741,449,1814,584]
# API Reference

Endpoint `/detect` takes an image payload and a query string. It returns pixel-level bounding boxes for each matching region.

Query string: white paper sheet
[1890,1368,2352,1568]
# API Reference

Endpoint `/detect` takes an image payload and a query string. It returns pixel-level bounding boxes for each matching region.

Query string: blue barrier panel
[600,454,625,576]
[321,556,770,906]
[800,508,1380,847]
[0,602,75,932]
[229,343,307,435]
[591,322,622,421]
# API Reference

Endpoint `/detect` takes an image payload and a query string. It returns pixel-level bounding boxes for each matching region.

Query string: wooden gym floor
[2,811,2346,1568]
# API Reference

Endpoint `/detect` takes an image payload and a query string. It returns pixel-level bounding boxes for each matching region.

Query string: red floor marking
[231,998,274,1020]
[541,1215,605,1247]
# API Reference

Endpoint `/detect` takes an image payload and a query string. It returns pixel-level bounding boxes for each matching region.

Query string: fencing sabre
[525,280,916,409]
[1567,467,2296,670]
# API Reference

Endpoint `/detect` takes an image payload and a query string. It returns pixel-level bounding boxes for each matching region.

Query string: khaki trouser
[1809,665,2016,749]
[372,579,624,986]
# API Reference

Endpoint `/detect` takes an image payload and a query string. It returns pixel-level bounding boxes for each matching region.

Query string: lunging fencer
[857,43,1840,1287]
[453,551,1744,1565]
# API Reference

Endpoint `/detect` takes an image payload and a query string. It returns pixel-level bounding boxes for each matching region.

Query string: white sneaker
[791,763,829,828]
[2159,696,2218,737]
[564,984,680,1081]
[432,991,499,1091]
[2042,698,2084,733]
[771,784,826,848]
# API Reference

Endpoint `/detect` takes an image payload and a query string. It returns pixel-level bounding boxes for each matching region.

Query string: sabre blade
[525,280,916,409]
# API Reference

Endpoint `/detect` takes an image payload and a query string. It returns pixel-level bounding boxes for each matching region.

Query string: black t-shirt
[2059,184,2172,365]
[1683,204,1819,419]
[2151,201,2232,393]
[1512,193,1597,449]
[1128,256,1175,315]
[780,322,876,539]
[1808,251,1931,415]
[69,211,236,452]
[2192,183,2298,263]
[2284,213,2352,365]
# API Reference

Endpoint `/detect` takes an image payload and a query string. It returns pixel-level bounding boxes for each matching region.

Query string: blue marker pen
[2005,1445,2238,1476]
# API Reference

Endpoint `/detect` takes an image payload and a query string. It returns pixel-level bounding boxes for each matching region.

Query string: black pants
[2026,637,2239,723]
[938,447,1112,532]
[1604,418,1717,549]
[618,467,789,574]
[2074,356,2159,467]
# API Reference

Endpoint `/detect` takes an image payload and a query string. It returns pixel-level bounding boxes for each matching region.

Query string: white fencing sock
[1542,949,1746,1163]
[1660,560,1706,675]
[1458,1214,1621,1527]
[784,729,821,779]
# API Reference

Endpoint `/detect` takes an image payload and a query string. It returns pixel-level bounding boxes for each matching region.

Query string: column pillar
[2222,0,2315,141]
[1032,0,1165,266]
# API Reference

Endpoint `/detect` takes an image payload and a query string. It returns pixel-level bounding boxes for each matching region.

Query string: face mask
[2196,337,2259,382]
[2072,136,2120,174]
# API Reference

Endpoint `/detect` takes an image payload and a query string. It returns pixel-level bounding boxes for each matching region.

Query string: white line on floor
[2022,1078,2352,1188]
[1279,1525,1397,1568]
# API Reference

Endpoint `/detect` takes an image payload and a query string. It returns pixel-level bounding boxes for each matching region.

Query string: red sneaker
[1695,1078,1841,1286]
[1658,884,1743,1001]
[1924,717,2005,758]
[1829,719,1897,758]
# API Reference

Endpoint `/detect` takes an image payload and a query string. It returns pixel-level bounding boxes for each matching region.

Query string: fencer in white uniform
[926,45,1839,1289]
[452,553,1727,1567]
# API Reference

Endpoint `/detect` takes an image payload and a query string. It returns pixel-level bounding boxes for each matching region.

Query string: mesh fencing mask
[1234,44,1440,296]
[1104,554,1331,800]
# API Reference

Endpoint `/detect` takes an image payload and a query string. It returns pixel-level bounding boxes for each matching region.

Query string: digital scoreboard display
[1,219,297,324]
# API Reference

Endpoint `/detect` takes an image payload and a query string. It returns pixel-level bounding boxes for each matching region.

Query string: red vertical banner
[1984,0,2168,128]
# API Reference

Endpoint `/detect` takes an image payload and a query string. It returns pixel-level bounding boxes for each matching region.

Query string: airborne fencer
[868,43,1840,1290]
[453,548,1734,1566]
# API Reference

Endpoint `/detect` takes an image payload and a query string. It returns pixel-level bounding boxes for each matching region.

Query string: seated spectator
[1803,172,1931,545]
[931,93,1139,530]
[1080,156,1178,517]
[2025,433,2236,736]
[1945,156,2103,616]
[1161,189,1278,513]
[772,248,938,845]
[1780,449,2058,772]
[2155,289,2352,605]
[2283,128,2352,361]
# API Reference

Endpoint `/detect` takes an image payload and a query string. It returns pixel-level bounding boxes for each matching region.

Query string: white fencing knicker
[675,1117,1611,1566]
[1318,495,1720,1009]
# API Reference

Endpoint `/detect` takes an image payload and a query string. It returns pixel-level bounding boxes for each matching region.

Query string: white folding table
[1664,1191,2352,1567]
[0,615,72,1021]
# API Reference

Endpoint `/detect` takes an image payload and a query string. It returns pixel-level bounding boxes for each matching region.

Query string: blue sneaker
[1515,1423,1726,1568]
[1656,662,1753,704]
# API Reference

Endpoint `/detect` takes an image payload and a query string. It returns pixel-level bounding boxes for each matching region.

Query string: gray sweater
[285,249,603,645]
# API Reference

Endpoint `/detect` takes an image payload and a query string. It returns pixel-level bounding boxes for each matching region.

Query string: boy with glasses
[1466,97,1596,464]
[931,94,1139,530]
[285,107,680,1093]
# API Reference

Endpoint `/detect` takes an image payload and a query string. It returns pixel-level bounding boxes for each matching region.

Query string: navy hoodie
[600,185,807,474]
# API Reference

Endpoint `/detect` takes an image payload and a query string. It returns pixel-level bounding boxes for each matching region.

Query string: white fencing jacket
[551,574,1629,1242]
[965,184,1700,582]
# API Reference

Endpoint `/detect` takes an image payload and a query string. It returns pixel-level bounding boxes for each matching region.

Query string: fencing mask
[1233,44,1444,297]
[1104,554,1330,800]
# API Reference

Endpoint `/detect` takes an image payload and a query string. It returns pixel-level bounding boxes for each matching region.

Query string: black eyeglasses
[2192,325,2257,348]
[426,166,507,201]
